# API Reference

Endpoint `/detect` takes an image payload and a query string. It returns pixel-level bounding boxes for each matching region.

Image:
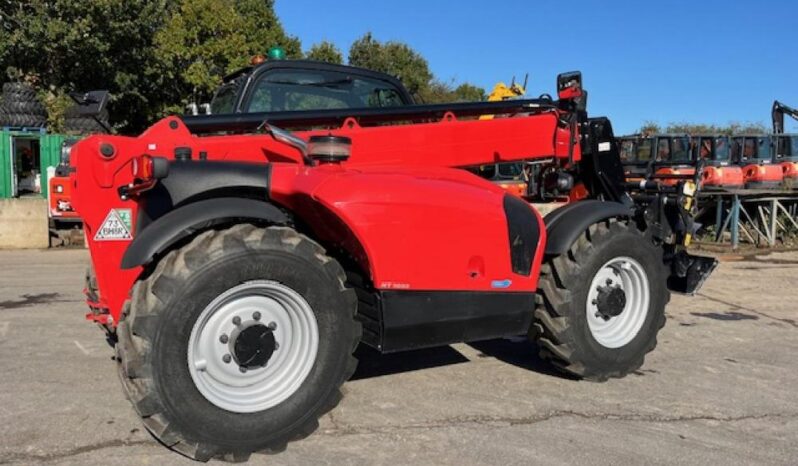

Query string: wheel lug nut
[232,316,241,326]
[222,354,232,364]
[253,311,261,321]
[268,321,277,330]
[239,367,247,373]
[219,334,229,344]
[274,342,280,351]
[606,279,613,286]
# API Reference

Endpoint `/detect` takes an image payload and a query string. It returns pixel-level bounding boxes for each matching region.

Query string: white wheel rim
[585,256,650,349]
[187,280,319,413]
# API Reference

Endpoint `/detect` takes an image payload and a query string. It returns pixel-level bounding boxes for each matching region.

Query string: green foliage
[452,83,486,102]
[640,121,769,135]
[0,0,299,132]
[639,121,662,135]
[348,32,483,103]
[0,7,482,133]
[0,0,171,132]
[349,32,432,95]
[153,0,300,116]
[418,79,485,104]
[305,41,343,64]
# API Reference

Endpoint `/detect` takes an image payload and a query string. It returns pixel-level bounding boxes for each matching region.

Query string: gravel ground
[0,248,796,465]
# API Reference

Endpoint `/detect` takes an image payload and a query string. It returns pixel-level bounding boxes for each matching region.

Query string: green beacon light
[267,47,286,60]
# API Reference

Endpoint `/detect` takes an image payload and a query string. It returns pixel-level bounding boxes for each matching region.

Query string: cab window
[714,137,730,161]
[670,137,690,162]
[776,136,790,158]
[756,136,772,160]
[655,138,671,162]
[636,139,653,162]
[620,140,636,162]
[246,69,406,112]
[210,83,238,114]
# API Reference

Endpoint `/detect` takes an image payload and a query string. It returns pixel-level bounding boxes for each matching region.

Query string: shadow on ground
[351,337,568,381]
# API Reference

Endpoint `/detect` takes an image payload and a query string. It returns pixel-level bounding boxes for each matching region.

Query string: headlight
[55,184,64,193]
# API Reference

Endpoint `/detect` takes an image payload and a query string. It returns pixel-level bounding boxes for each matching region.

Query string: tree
[451,83,485,102]
[348,32,432,95]
[641,121,769,135]
[305,41,343,64]
[417,79,485,104]
[0,0,300,133]
[0,0,171,132]
[153,0,300,117]
[638,121,662,135]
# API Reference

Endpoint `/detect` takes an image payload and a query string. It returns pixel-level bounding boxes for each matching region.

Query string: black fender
[136,161,273,230]
[121,197,288,269]
[543,200,632,255]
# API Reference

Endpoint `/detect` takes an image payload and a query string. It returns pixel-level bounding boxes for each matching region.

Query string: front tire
[532,218,669,381]
[116,225,361,461]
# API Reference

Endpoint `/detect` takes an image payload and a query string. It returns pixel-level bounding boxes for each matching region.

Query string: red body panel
[701,166,744,189]
[71,112,569,323]
[270,164,545,292]
[780,161,798,180]
[742,163,783,186]
[49,175,80,219]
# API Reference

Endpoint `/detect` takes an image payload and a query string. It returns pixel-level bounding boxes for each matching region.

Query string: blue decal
[491,279,512,289]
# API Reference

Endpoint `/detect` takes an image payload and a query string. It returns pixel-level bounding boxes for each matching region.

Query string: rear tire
[532,218,669,381]
[116,225,361,461]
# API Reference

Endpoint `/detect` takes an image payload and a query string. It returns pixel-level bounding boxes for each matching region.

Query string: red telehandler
[69,66,716,461]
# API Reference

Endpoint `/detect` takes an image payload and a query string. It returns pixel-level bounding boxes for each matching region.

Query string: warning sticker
[94,209,133,241]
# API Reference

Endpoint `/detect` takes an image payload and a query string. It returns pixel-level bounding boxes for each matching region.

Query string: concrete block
[0,198,49,249]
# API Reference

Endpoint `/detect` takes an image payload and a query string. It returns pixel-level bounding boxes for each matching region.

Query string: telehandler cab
[69,65,716,461]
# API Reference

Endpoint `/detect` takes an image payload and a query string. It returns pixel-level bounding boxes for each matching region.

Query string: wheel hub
[232,324,276,369]
[595,284,626,320]
[585,257,650,349]
[187,280,319,413]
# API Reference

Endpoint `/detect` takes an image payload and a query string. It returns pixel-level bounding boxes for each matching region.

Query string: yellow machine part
[480,81,526,120]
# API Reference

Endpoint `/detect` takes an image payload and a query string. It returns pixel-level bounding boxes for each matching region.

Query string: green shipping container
[0,129,65,199]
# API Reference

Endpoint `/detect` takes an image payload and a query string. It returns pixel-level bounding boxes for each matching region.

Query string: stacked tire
[64,105,109,134]
[0,82,48,128]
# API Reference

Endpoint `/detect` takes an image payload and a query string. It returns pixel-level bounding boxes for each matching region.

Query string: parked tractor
[735,135,783,188]
[692,135,744,189]
[69,63,716,461]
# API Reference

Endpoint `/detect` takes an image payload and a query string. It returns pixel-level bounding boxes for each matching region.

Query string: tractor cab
[619,135,654,182]
[691,135,744,189]
[649,134,692,186]
[774,134,798,187]
[207,59,414,116]
[735,135,783,188]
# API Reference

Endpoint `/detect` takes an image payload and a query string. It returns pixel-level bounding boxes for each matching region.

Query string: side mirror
[69,90,110,116]
[557,71,583,100]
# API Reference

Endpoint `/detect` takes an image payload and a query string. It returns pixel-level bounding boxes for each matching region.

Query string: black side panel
[122,197,288,269]
[578,117,627,202]
[503,195,540,276]
[137,161,271,233]
[544,200,632,256]
[376,291,535,353]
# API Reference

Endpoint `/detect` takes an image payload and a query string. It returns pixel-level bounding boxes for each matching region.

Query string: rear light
[131,155,154,180]
[131,155,169,181]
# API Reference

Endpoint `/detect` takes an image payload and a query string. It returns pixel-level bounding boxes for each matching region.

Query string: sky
[275,0,798,135]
